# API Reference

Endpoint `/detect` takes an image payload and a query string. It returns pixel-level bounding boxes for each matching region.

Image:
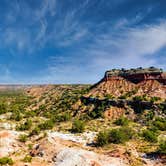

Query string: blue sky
[0,0,166,84]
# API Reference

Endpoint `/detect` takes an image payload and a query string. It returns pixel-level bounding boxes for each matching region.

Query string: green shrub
[38,119,54,130]
[133,95,147,101]
[119,90,138,99]
[72,119,85,133]
[147,125,159,133]
[16,119,32,131]
[96,130,109,146]
[52,113,72,122]
[114,117,129,126]
[24,111,37,118]
[153,121,166,131]
[29,127,40,136]
[79,114,92,121]
[0,103,7,115]
[141,129,157,142]
[96,127,134,146]
[105,94,114,99]
[60,113,71,121]
[152,118,166,131]
[22,155,32,163]
[158,140,166,154]
[109,127,133,144]
[10,111,22,121]
[88,105,104,119]
[119,95,127,99]
[150,97,161,103]
[18,134,28,142]
[145,111,155,121]
[28,144,33,150]
[0,157,14,165]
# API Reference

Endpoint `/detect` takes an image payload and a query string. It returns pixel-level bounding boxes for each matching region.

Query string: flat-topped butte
[105,67,163,77]
[104,67,166,84]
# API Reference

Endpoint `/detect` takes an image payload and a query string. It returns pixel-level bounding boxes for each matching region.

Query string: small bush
[141,129,157,142]
[22,155,32,163]
[152,118,166,131]
[147,125,159,133]
[114,117,129,126]
[145,111,155,121]
[0,103,7,115]
[0,157,14,165]
[52,113,72,122]
[28,144,33,150]
[96,127,134,146]
[105,94,114,99]
[16,119,32,131]
[60,113,71,121]
[38,119,54,130]
[133,96,143,101]
[10,111,22,121]
[150,97,161,103]
[119,95,127,99]
[18,134,27,142]
[88,106,104,119]
[109,127,133,144]
[158,140,166,154]
[96,130,109,146]
[24,111,37,118]
[72,119,85,133]
[79,114,91,121]
[29,127,40,136]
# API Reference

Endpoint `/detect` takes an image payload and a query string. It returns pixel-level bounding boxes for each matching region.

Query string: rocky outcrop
[87,67,166,99]
[104,67,166,84]
[104,107,125,119]
[54,148,127,166]
[81,67,166,120]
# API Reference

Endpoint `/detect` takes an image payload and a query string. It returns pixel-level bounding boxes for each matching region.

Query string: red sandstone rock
[87,68,166,99]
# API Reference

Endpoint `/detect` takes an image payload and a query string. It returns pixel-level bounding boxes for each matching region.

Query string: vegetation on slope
[0,84,165,165]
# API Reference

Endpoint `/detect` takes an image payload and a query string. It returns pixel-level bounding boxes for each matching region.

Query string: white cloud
[35,0,57,20]
[38,20,166,83]
[87,21,166,70]
[0,0,89,54]
[35,19,47,44]
[2,28,31,53]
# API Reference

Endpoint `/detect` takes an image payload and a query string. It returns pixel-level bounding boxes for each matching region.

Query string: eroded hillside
[0,69,165,166]
[86,67,166,99]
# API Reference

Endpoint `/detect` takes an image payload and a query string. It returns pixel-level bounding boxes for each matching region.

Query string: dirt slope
[86,78,166,99]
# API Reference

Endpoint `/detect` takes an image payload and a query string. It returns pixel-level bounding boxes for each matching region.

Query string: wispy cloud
[0,0,89,54]
[35,0,57,20]
[89,21,166,69]
[1,28,31,53]
[41,20,166,83]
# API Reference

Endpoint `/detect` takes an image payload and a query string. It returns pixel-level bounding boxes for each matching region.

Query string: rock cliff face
[104,67,166,84]
[87,67,166,99]
[80,68,166,120]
